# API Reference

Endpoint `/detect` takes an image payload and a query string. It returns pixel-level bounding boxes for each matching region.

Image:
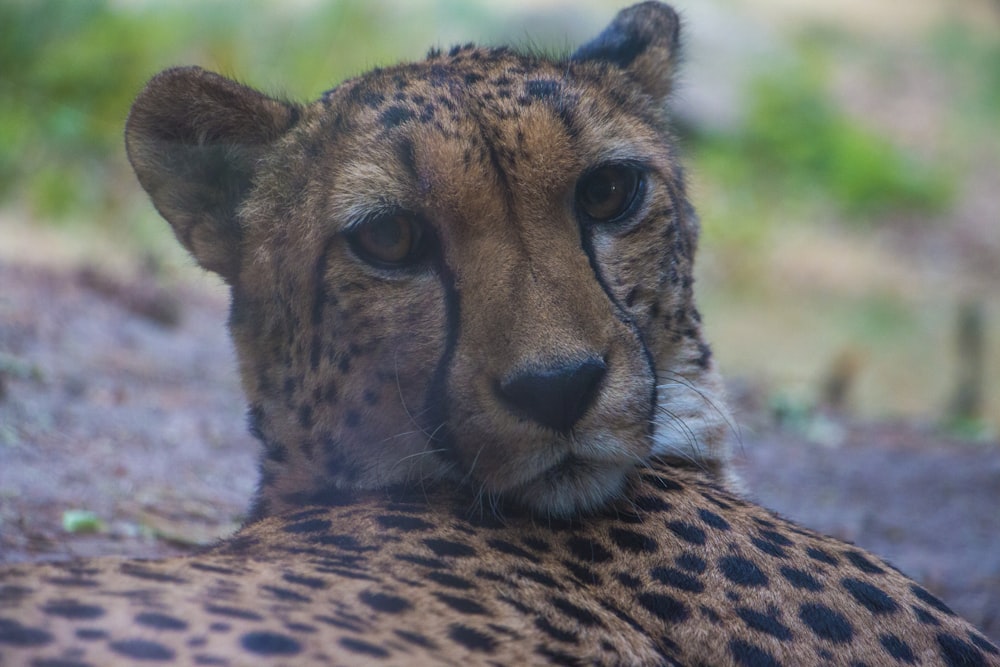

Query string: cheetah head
[125,1,731,518]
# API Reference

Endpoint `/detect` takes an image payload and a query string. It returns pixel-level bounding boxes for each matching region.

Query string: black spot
[701,492,732,510]
[283,518,332,534]
[525,79,561,99]
[844,550,885,574]
[914,606,941,625]
[701,605,721,624]
[697,508,730,531]
[551,596,602,627]
[435,593,487,615]
[632,495,671,513]
[779,566,823,591]
[395,629,437,649]
[377,514,434,531]
[31,658,92,667]
[567,536,612,563]
[240,631,302,656]
[423,538,476,558]
[798,603,854,643]
[427,571,475,590]
[666,521,707,545]
[616,572,641,589]
[360,89,385,107]
[448,624,497,653]
[339,637,390,657]
[0,617,53,646]
[562,559,602,585]
[638,471,684,492]
[464,72,484,84]
[879,634,916,663]
[135,612,187,631]
[736,607,793,641]
[625,286,639,308]
[730,639,782,667]
[379,105,415,129]
[522,536,550,553]
[204,604,263,621]
[345,410,361,428]
[121,564,186,583]
[515,567,561,589]
[637,592,689,623]
[608,527,657,553]
[264,439,288,463]
[650,567,704,593]
[938,634,988,667]
[76,628,107,641]
[759,529,793,546]
[535,616,577,643]
[261,585,311,603]
[487,538,533,559]
[283,572,327,589]
[911,584,956,616]
[41,601,104,620]
[39,577,97,588]
[751,537,788,559]
[805,546,839,565]
[842,578,899,615]
[297,404,313,429]
[208,623,230,633]
[969,631,1000,655]
[188,562,238,575]
[676,553,707,573]
[395,553,447,569]
[695,342,713,369]
[718,556,768,587]
[110,639,175,660]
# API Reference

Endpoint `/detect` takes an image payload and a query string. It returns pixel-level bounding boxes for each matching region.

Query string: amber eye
[575,165,644,223]
[347,213,426,268]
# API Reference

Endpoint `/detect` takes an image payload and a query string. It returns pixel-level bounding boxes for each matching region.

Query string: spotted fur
[1,3,996,666]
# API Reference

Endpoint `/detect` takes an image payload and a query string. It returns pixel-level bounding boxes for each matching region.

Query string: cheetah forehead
[289,47,675,232]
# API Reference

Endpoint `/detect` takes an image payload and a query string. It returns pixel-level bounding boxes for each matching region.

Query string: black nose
[498,355,607,433]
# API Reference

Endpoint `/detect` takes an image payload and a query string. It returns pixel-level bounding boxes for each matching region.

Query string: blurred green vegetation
[0,0,487,238]
[691,54,953,251]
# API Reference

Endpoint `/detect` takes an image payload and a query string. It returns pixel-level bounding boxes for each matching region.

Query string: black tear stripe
[312,236,338,328]
[424,248,461,466]
[578,228,657,439]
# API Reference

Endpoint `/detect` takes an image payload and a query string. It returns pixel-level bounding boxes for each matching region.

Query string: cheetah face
[126,2,729,518]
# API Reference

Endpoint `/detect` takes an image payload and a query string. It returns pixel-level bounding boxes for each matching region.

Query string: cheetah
[1,2,997,665]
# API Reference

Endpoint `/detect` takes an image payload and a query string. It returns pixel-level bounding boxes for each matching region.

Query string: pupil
[373,219,404,248]
[589,173,615,204]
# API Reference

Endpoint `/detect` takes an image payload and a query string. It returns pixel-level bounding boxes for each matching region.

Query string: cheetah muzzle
[1,3,997,666]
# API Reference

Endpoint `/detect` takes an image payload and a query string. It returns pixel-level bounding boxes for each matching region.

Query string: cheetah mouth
[505,453,634,518]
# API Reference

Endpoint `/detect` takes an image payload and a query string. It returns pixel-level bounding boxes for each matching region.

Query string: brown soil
[1,260,998,643]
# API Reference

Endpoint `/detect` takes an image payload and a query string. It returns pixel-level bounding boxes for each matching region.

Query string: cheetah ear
[571,1,682,103]
[125,66,300,283]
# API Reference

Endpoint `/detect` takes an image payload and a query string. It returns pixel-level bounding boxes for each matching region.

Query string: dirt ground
[1,259,998,644]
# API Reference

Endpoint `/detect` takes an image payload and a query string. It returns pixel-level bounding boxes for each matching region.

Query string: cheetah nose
[498,355,607,434]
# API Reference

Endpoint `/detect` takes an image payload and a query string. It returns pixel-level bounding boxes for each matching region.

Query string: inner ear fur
[125,66,300,282]
[571,1,682,104]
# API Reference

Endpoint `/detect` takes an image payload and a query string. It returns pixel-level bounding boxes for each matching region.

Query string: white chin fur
[510,462,630,518]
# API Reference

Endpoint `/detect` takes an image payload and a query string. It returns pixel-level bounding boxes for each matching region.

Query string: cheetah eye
[346,213,427,269]
[575,165,644,224]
